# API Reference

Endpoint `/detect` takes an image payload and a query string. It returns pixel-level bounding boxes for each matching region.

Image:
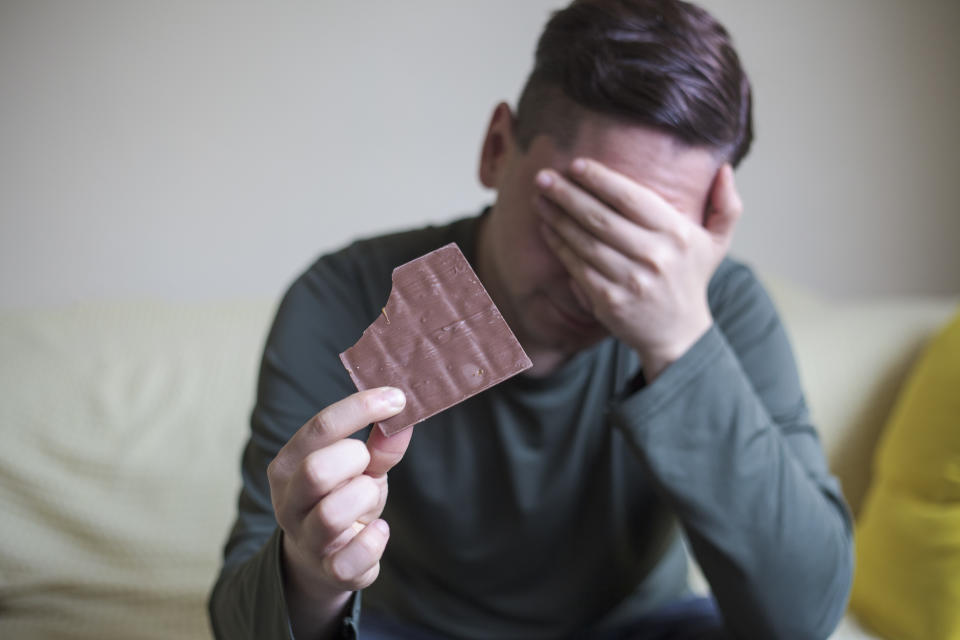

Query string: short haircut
[514,0,754,167]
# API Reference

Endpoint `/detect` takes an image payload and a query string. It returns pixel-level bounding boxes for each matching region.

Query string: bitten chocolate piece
[339,243,532,436]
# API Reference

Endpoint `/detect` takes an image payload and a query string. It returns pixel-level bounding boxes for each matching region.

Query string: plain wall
[1,0,958,310]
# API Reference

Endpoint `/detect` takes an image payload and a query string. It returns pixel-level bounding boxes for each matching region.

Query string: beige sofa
[1,278,956,639]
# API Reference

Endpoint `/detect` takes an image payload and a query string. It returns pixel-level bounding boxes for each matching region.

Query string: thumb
[704,163,742,240]
[365,423,415,478]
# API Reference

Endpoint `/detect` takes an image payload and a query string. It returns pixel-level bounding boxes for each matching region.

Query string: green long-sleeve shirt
[209,213,853,639]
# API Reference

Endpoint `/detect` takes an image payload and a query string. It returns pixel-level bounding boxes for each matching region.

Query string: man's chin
[542,294,604,335]
[531,307,609,354]
[516,327,609,377]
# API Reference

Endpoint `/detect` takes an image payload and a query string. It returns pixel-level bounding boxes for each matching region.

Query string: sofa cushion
[762,279,958,517]
[849,308,960,639]
[1,285,956,640]
[0,301,274,640]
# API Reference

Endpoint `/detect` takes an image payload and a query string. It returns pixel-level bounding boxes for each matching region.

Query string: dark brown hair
[514,0,753,167]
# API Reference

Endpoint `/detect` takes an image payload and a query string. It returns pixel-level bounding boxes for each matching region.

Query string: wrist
[639,314,713,382]
[280,533,353,639]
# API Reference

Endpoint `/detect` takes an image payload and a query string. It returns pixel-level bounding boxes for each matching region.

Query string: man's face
[475,104,720,374]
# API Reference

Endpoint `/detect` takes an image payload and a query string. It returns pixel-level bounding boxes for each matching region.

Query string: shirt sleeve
[610,261,854,639]
[208,523,363,639]
[207,255,372,640]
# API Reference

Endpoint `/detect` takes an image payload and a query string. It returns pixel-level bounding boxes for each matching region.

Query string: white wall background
[1,0,957,310]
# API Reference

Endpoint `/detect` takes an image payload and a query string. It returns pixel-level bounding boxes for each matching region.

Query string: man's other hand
[266,387,411,638]
[535,159,742,381]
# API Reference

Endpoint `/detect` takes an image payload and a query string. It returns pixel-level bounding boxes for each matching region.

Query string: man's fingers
[365,424,415,479]
[540,222,622,314]
[534,185,660,267]
[280,387,406,466]
[538,199,638,284]
[704,164,742,239]
[279,439,371,517]
[300,474,383,553]
[564,159,678,232]
[323,520,390,591]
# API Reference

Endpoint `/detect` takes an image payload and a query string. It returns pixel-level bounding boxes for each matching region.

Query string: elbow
[207,573,227,640]
[208,563,246,640]
[811,535,854,639]
[770,529,854,640]
[772,489,856,639]
[807,510,855,639]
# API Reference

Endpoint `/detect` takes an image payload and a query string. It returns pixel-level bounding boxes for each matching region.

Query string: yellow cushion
[850,307,960,640]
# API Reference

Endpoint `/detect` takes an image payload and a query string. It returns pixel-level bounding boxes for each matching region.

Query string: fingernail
[382,387,405,411]
[535,170,553,189]
[372,519,390,536]
[571,158,587,174]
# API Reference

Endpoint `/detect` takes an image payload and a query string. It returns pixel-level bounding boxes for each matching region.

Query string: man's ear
[478,102,517,189]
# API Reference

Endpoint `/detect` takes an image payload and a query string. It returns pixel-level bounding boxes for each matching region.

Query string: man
[210,1,854,638]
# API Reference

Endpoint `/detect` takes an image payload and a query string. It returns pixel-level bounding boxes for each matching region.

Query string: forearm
[614,326,853,639]
[210,529,361,640]
[210,257,386,640]
[209,528,296,640]
[281,533,354,640]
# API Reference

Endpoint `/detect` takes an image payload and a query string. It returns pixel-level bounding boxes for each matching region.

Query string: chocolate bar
[339,243,532,436]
